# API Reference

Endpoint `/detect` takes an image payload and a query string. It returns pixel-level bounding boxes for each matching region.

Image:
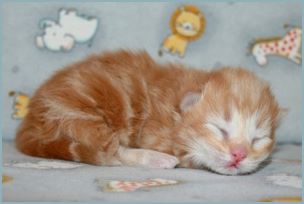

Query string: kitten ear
[180,92,202,112]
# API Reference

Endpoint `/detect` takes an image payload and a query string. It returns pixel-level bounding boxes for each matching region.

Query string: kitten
[15,50,282,175]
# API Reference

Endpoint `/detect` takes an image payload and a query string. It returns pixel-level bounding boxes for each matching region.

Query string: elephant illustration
[36,8,98,52]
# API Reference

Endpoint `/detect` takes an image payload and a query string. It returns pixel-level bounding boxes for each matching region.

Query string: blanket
[2,141,302,202]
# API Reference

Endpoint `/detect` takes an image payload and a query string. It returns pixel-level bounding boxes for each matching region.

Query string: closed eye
[205,123,229,139]
[252,136,267,144]
[252,137,272,149]
[220,128,228,138]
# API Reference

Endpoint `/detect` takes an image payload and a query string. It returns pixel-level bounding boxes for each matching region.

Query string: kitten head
[177,68,283,175]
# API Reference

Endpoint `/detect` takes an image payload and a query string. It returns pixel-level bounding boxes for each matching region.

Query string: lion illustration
[159,5,206,58]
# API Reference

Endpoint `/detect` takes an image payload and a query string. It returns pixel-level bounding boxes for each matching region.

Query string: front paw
[142,151,179,169]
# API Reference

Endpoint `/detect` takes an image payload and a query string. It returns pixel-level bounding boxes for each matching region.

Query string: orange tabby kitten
[16,50,282,175]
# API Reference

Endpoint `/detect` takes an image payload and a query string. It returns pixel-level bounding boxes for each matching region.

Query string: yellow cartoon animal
[159,5,206,57]
[2,175,13,184]
[9,91,30,119]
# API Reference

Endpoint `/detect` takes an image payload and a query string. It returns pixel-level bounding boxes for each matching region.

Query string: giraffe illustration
[250,27,302,66]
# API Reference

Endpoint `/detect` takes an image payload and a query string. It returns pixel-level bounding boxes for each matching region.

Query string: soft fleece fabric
[3,141,301,202]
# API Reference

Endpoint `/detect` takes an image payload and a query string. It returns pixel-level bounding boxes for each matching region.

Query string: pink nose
[231,146,247,162]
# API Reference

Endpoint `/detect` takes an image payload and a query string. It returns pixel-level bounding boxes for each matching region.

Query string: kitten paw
[142,151,179,169]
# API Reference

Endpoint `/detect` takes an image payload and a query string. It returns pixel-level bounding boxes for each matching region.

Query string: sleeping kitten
[15,50,282,175]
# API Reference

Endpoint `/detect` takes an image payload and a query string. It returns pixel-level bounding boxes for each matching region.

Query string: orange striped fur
[15,50,282,174]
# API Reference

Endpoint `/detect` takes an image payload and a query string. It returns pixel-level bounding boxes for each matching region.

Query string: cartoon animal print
[2,175,13,184]
[266,173,301,189]
[9,91,30,119]
[250,26,302,66]
[36,8,98,52]
[259,197,302,202]
[101,178,179,192]
[159,5,206,58]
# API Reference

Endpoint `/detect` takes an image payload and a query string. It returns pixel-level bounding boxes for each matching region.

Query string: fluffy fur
[15,50,282,175]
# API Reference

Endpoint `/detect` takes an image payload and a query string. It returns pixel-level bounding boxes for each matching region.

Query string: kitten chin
[15,50,282,175]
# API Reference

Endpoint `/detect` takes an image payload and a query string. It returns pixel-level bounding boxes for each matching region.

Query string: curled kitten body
[15,50,282,175]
